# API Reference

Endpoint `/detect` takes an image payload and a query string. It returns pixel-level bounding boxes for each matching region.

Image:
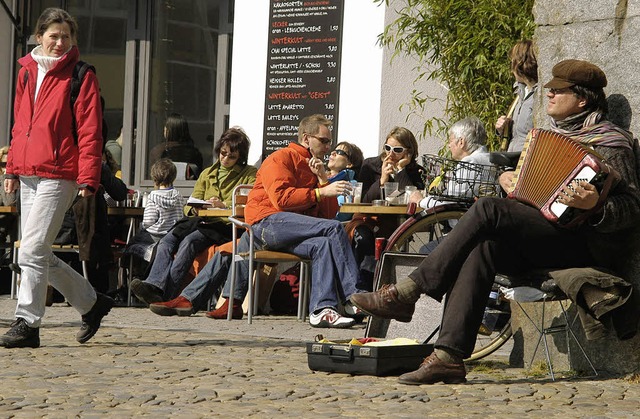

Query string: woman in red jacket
[0,8,113,349]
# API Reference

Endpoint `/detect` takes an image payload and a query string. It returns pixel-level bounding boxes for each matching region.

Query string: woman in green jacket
[130,127,257,304]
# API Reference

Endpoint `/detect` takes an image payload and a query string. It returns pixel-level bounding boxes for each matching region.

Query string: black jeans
[409,197,595,358]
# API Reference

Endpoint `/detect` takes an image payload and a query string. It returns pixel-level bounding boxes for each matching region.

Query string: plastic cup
[384,182,399,203]
[404,185,417,204]
[351,181,363,204]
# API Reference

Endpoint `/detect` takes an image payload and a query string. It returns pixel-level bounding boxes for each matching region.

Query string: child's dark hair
[151,158,177,186]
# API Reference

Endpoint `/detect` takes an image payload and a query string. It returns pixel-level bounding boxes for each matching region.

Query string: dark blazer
[358,156,425,203]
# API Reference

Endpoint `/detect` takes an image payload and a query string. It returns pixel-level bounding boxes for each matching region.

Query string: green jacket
[184,161,257,219]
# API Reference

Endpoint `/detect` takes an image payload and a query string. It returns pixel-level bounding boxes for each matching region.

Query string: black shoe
[0,318,40,348]
[130,278,164,305]
[76,293,115,344]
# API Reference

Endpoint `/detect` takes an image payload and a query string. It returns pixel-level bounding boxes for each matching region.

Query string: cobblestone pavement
[0,296,637,417]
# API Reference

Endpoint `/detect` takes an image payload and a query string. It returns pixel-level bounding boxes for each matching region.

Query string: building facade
[0,0,444,191]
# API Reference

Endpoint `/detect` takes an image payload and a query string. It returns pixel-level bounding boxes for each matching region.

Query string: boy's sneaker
[0,318,40,348]
[310,307,356,328]
[130,278,163,305]
[344,301,367,323]
[76,293,115,344]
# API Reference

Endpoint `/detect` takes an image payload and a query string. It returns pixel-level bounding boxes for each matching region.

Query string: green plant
[376,0,535,151]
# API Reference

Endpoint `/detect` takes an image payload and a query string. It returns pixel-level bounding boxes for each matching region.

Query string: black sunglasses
[331,149,350,159]
[384,144,406,154]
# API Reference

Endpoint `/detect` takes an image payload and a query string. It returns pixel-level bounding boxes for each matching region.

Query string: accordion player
[508,129,620,228]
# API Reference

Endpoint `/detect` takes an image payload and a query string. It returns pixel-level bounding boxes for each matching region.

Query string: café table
[197,208,233,218]
[339,202,413,216]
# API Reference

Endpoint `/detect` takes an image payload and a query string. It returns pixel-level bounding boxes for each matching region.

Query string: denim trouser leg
[221,232,251,301]
[221,213,360,313]
[145,232,180,292]
[165,230,214,299]
[146,230,213,299]
[181,251,231,311]
[16,177,97,327]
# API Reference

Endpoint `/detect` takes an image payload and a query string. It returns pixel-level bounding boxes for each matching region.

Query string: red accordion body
[508,129,619,228]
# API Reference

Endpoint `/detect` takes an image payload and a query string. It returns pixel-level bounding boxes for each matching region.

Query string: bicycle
[371,154,512,361]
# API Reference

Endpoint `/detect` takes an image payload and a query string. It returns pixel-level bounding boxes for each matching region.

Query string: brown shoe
[398,352,466,385]
[205,299,243,320]
[149,296,193,317]
[350,284,415,322]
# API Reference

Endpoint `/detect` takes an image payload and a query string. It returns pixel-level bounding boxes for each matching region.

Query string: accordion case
[509,129,620,228]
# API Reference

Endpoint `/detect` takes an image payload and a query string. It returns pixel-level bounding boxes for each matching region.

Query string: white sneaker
[310,307,356,328]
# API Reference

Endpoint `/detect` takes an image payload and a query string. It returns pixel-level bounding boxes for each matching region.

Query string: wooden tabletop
[339,203,410,215]
[0,206,17,214]
[198,208,233,217]
[107,207,145,216]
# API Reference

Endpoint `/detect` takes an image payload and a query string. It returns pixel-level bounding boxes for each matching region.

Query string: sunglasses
[307,134,332,145]
[331,149,349,159]
[384,144,406,154]
[548,87,574,95]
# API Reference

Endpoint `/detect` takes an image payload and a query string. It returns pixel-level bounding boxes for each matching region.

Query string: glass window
[145,0,230,179]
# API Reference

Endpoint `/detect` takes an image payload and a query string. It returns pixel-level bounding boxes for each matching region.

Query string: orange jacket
[245,142,338,225]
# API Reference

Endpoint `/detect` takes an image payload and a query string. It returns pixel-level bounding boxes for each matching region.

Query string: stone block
[510,299,640,375]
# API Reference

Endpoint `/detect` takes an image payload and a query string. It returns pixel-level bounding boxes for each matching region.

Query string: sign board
[262,0,344,160]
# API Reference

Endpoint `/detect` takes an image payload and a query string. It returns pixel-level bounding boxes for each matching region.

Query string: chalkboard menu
[262,0,344,160]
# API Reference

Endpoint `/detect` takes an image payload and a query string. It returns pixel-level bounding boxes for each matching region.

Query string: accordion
[508,129,619,228]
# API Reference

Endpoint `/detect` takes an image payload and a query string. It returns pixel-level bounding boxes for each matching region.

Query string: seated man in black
[352,59,640,384]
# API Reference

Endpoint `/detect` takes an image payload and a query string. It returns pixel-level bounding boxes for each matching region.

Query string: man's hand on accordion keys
[558,180,599,210]
[499,171,516,193]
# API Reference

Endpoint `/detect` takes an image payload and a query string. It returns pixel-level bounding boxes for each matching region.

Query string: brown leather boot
[205,299,243,320]
[398,352,467,385]
[350,284,415,322]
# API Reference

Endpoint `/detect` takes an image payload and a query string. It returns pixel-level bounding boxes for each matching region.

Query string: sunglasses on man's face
[384,144,406,154]
[307,134,332,145]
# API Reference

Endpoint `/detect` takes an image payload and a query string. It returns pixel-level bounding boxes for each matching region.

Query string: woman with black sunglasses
[345,127,425,290]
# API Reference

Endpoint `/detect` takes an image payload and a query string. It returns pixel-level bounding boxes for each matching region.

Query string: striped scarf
[551,111,634,150]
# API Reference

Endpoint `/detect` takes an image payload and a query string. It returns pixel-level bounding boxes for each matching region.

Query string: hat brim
[543,77,574,89]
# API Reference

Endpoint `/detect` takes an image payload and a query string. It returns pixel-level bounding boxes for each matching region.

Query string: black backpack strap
[22,70,28,89]
[70,60,96,144]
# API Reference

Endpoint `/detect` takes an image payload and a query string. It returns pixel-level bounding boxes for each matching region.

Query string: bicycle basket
[421,154,501,203]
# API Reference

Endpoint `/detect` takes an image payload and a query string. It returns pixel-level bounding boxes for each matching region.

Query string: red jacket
[7,46,102,191]
[245,142,338,225]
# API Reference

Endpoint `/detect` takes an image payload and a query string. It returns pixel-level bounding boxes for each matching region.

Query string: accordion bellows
[508,129,619,228]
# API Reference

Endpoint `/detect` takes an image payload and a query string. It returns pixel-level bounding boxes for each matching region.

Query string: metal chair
[227,184,310,324]
[499,274,598,381]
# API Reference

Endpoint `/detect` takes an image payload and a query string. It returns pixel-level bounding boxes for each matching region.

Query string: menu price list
[262,0,344,159]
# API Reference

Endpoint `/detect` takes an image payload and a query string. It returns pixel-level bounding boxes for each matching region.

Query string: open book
[186,196,212,207]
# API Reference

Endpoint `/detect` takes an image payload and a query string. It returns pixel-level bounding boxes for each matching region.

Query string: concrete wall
[379,1,448,158]
[533,0,640,133]
[527,0,640,374]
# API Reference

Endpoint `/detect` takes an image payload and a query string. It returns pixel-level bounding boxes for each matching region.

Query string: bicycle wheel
[383,204,513,361]
[467,296,512,362]
[386,205,468,254]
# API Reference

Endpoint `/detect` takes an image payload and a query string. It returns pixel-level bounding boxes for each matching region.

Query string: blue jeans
[180,251,231,311]
[222,213,361,313]
[145,229,214,299]
[17,177,97,327]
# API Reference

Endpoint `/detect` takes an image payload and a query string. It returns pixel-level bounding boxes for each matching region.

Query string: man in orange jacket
[151,114,365,328]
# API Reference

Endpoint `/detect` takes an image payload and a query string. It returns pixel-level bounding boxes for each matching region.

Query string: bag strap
[70,60,96,144]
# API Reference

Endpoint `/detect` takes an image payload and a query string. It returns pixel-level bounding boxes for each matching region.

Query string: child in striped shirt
[124,159,184,264]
